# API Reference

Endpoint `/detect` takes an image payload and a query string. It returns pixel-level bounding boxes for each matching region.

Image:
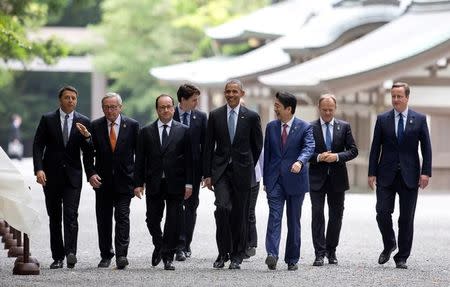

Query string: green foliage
[93,0,268,121]
[0,0,69,64]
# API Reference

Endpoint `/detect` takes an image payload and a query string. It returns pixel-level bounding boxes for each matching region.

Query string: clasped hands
[318,151,337,163]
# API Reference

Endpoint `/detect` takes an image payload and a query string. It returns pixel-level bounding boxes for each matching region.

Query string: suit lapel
[404,110,415,135]
[388,110,397,142]
[54,110,65,147]
[233,106,247,145]
[67,111,79,147]
[282,117,299,155]
[332,119,342,150]
[114,116,128,152]
[174,107,181,122]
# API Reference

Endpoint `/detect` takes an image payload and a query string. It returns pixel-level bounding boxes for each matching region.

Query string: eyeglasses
[102,105,120,110]
[158,105,173,111]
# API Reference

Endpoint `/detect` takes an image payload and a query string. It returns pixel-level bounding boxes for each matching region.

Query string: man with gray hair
[77,92,139,269]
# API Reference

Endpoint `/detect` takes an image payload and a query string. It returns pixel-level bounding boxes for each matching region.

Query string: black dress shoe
[228,261,241,270]
[213,254,229,269]
[265,255,278,270]
[327,252,338,265]
[116,256,129,269]
[287,263,298,271]
[185,247,191,258]
[313,256,324,266]
[163,260,175,270]
[66,253,77,269]
[50,260,63,269]
[175,250,186,261]
[245,247,256,258]
[378,244,397,265]
[395,261,408,269]
[152,247,161,267]
[98,258,111,268]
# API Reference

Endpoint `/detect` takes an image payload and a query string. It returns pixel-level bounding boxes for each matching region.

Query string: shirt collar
[108,114,121,126]
[59,109,74,119]
[227,104,240,115]
[178,105,191,116]
[282,116,295,127]
[158,119,172,128]
[320,117,335,126]
[394,108,408,118]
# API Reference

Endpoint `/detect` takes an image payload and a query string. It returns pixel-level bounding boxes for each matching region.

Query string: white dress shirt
[59,109,74,136]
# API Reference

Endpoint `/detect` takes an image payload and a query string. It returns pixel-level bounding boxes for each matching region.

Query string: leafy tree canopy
[93,0,267,122]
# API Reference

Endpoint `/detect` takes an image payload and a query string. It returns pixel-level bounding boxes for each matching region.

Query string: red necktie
[281,123,288,148]
[110,122,117,152]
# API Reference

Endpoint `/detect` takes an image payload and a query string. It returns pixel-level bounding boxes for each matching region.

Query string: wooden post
[4,225,17,249]
[8,228,24,257]
[13,234,40,275]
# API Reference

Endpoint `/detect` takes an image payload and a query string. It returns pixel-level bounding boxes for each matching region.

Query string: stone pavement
[1,158,449,286]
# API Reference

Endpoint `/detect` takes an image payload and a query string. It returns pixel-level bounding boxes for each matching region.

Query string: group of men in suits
[33,80,431,271]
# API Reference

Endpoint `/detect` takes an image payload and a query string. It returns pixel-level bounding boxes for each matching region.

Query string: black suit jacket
[203,105,263,191]
[86,115,139,196]
[134,120,193,197]
[309,118,358,193]
[174,107,207,184]
[33,109,93,188]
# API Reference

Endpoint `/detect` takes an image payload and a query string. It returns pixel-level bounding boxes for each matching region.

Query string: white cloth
[0,147,40,235]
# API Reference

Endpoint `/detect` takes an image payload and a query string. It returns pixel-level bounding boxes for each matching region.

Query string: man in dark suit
[203,79,263,270]
[263,91,315,271]
[134,94,193,271]
[77,92,139,269]
[309,94,358,266]
[368,82,432,269]
[173,84,207,261]
[33,85,94,269]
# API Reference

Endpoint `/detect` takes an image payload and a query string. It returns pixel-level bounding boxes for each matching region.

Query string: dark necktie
[281,123,288,149]
[325,122,332,151]
[397,113,404,143]
[63,114,69,147]
[182,112,189,126]
[162,124,168,147]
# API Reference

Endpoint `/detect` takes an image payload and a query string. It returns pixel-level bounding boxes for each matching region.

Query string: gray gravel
[1,158,449,286]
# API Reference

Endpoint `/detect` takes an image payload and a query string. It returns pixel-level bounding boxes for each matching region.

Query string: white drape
[0,147,40,235]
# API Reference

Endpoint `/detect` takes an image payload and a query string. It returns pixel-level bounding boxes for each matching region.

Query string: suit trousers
[247,182,260,248]
[310,176,345,257]
[376,170,418,262]
[43,178,81,260]
[213,164,250,263]
[177,179,200,253]
[265,180,305,265]
[145,179,183,261]
[95,188,132,259]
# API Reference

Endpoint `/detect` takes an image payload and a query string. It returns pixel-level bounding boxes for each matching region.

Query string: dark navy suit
[263,117,314,264]
[173,107,207,254]
[369,108,432,262]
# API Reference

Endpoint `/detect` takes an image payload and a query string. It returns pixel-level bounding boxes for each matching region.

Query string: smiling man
[263,91,315,271]
[33,85,94,269]
[203,79,263,270]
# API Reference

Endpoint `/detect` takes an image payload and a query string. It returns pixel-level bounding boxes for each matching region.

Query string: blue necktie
[63,114,69,147]
[325,122,332,151]
[228,110,236,142]
[397,113,404,143]
[182,112,189,126]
